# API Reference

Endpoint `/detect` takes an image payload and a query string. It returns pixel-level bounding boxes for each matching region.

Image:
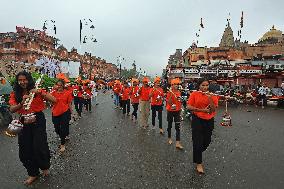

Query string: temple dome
[258,25,282,43]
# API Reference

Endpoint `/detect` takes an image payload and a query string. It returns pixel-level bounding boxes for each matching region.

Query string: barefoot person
[187,78,218,174]
[9,71,56,185]
[149,77,164,134]
[166,78,183,149]
[51,79,73,153]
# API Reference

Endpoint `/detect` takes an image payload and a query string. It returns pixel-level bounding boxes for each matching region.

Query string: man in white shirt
[258,83,270,106]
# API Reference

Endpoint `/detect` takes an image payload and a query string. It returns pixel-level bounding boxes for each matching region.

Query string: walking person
[9,71,56,185]
[73,83,83,118]
[84,83,92,112]
[139,77,151,129]
[51,79,73,153]
[166,78,183,149]
[149,77,164,134]
[130,78,140,122]
[187,78,219,174]
[113,80,122,109]
[92,85,98,105]
[258,83,270,107]
[120,81,131,116]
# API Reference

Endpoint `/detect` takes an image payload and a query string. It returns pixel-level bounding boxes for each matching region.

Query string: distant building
[168,49,183,67]
[0,26,57,63]
[219,22,235,48]
[0,26,118,79]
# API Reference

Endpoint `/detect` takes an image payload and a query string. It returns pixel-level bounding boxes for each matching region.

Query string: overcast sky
[1,0,283,76]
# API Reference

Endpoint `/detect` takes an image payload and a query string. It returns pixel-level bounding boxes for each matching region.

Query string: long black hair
[14,71,35,103]
[195,78,210,90]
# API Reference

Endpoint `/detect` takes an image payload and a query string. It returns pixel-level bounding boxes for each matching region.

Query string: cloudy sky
[1,0,283,75]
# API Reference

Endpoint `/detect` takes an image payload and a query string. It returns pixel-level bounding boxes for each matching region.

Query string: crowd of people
[111,76,218,174]
[8,70,221,185]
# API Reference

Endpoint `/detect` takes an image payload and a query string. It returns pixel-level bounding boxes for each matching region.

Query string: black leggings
[167,111,181,141]
[85,98,92,111]
[52,110,71,145]
[191,115,214,164]
[74,97,83,116]
[121,99,130,115]
[151,105,163,128]
[18,112,50,177]
[132,103,139,119]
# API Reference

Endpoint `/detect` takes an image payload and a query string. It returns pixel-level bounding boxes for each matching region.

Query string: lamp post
[117,56,124,79]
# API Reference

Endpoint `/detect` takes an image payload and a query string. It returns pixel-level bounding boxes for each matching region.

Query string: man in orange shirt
[187,78,218,174]
[166,78,183,149]
[149,77,164,134]
[139,77,151,129]
[130,78,140,122]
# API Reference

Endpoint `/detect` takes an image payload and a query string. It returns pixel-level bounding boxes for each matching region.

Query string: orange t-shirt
[51,90,72,116]
[9,91,46,115]
[166,90,182,111]
[113,84,122,94]
[121,87,131,100]
[140,86,151,101]
[130,86,140,104]
[150,87,164,106]
[84,87,92,98]
[187,91,218,120]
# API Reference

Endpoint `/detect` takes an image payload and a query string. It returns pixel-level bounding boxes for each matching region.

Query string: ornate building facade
[0,27,118,79]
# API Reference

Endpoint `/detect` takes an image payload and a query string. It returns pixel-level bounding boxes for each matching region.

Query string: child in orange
[149,77,164,134]
[121,81,131,115]
[73,83,84,117]
[166,78,183,149]
[187,78,218,174]
[51,79,73,153]
[130,79,140,122]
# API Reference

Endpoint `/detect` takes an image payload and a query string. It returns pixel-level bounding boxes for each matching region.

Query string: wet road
[1,91,284,189]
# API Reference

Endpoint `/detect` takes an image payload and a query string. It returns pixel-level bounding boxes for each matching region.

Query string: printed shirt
[166,90,182,111]
[187,91,218,120]
[9,91,46,115]
[121,87,131,100]
[73,85,83,97]
[51,89,72,116]
[130,86,140,104]
[258,86,270,95]
[150,87,164,106]
[140,86,151,101]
